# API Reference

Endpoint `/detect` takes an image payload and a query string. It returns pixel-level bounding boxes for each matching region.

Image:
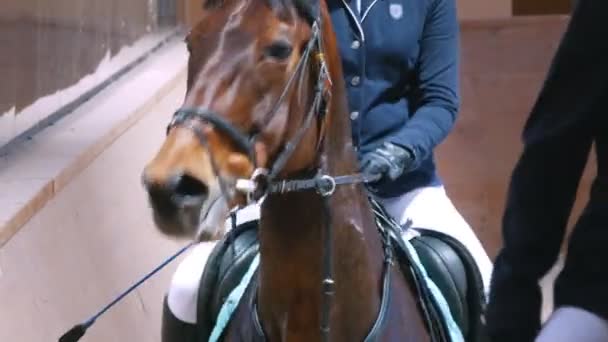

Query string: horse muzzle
[142,171,209,238]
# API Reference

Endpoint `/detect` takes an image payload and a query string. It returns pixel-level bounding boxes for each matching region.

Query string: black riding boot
[162,295,198,342]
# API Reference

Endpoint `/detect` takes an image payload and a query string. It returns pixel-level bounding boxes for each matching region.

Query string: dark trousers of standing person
[484,0,608,341]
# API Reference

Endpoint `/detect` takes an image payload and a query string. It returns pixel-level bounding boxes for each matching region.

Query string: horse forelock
[202,0,317,24]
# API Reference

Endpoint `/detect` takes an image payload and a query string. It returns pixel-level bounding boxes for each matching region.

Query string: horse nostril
[171,173,209,199]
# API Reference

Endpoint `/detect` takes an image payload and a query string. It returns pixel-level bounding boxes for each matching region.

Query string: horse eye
[265,41,293,60]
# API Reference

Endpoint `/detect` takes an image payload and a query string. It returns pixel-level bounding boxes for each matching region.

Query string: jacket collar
[338,0,383,41]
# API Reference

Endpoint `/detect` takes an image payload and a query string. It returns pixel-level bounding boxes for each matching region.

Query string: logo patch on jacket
[389,3,403,20]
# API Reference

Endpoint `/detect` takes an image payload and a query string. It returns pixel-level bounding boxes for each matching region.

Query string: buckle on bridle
[315,175,336,197]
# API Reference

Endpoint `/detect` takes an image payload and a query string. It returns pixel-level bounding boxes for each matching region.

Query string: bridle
[167,18,333,203]
[166,11,393,342]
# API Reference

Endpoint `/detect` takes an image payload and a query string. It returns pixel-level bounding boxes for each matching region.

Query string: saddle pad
[201,236,463,342]
[196,200,484,341]
[411,235,469,335]
[398,234,465,342]
[208,254,260,342]
[412,229,488,342]
[371,198,486,341]
[196,221,260,340]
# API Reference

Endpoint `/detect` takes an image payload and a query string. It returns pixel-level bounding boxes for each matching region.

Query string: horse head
[142,0,337,241]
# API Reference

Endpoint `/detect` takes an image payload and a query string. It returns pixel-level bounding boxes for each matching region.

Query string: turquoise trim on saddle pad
[402,237,465,342]
[208,254,260,342]
[207,239,463,341]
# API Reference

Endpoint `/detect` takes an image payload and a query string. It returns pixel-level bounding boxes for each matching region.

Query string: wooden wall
[177,0,514,27]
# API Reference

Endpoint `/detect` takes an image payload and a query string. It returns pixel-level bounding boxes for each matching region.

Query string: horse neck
[257,162,385,340]
[256,25,385,341]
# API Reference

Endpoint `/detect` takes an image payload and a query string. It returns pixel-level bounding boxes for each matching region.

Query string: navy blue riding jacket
[328,0,460,197]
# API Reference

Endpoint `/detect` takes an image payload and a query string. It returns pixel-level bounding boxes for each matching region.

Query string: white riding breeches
[374,185,494,297]
[167,204,261,324]
[166,185,493,324]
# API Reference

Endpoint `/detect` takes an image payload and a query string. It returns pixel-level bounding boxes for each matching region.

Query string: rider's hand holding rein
[359,142,415,186]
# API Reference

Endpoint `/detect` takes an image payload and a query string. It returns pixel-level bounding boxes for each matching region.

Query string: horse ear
[309,0,321,19]
[293,0,320,24]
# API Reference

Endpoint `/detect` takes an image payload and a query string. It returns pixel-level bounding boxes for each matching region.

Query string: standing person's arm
[501,0,607,270]
[486,0,608,340]
[522,0,608,144]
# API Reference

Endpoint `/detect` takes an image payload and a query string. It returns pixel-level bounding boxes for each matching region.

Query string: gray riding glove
[360,142,415,183]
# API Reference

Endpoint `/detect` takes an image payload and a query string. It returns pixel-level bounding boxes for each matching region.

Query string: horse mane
[202,0,317,24]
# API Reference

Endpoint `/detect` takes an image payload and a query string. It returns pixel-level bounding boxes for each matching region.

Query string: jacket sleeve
[494,0,606,280]
[388,0,460,170]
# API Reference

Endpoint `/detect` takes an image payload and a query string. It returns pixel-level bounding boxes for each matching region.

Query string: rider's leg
[162,241,215,341]
[162,203,261,340]
[375,185,494,298]
[535,307,608,342]
[166,242,215,325]
[162,294,198,341]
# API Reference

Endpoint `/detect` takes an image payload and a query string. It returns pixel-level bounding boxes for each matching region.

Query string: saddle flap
[410,234,469,336]
[413,228,488,342]
[196,220,260,340]
[195,200,488,342]
[371,198,486,341]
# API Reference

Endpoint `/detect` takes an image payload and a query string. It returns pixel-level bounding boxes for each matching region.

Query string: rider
[162,0,494,339]
[328,0,492,289]
[328,0,493,293]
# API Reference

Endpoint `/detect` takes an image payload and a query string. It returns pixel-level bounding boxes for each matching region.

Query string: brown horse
[141,0,432,340]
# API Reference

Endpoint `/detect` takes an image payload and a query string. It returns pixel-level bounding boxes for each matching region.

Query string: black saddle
[195,203,487,341]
